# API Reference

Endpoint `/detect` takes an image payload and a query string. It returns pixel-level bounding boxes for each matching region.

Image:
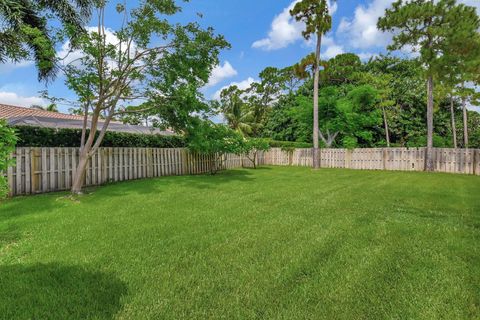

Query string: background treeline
[217,54,480,148]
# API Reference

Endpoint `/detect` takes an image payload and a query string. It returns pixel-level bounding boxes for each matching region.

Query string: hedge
[267,140,313,149]
[14,126,186,148]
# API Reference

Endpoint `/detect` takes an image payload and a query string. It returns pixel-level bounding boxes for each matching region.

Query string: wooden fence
[263,147,480,175]
[6,147,252,197]
[5,147,478,197]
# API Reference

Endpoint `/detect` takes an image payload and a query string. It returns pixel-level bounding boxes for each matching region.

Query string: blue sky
[0,0,479,112]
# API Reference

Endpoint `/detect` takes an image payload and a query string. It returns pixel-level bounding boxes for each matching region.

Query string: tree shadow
[88,168,257,199]
[0,223,21,251]
[0,194,62,221]
[176,168,256,190]
[0,263,127,320]
[0,167,261,208]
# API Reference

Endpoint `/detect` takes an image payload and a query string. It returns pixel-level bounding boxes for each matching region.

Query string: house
[0,103,174,135]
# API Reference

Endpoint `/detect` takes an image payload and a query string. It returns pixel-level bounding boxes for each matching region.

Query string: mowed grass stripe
[0,167,479,319]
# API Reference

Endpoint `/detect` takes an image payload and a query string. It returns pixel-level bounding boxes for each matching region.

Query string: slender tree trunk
[71,148,90,194]
[382,106,390,147]
[462,97,469,148]
[71,110,101,194]
[312,33,322,169]
[450,97,457,149]
[425,76,434,171]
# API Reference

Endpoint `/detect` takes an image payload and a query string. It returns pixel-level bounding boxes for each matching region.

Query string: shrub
[240,138,270,169]
[187,122,244,174]
[1,120,17,198]
[267,140,312,149]
[342,136,358,149]
[13,126,185,148]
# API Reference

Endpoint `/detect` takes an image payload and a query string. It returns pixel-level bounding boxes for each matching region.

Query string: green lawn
[1,167,479,319]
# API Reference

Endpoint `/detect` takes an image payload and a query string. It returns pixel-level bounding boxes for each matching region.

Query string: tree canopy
[0,0,94,80]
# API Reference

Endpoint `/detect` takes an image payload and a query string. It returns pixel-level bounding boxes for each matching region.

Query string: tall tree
[362,73,395,147]
[0,0,94,80]
[291,0,333,169]
[246,67,288,135]
[63,0,228,194]
[378,0,480,170]
[220,86,254,136]
[454,37,480,148]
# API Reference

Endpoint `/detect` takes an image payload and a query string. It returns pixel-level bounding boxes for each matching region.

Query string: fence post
[474,149,479,176]
[345,149,352,169]
[382,148,387,170]
[7,152,14,197]
[31,148,38,194]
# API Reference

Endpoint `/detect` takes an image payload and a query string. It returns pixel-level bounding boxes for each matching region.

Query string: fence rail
[264,147,480,175]
[6,147,251,197]
[5,147,479,197]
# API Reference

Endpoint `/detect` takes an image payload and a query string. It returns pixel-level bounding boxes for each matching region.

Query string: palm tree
[30,104,59,112]
[224,102,254,137]
[220,86,254,137]
[0,0,93,81]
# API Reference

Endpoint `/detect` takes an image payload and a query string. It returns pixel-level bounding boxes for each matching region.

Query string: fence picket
[6,147,479,196]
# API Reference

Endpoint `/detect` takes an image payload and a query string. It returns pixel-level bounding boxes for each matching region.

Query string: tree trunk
[462,97,469,148]
[425,75,434,171]
[382,106,390,147]
[312,33,322,169]
[450,97,457,149]
[71,110,102,194]
[71,148,90,194]
[319,130,339,148]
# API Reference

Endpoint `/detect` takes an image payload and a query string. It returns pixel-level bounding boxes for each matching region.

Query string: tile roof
[0,103,84,121]
[0,103,175,135]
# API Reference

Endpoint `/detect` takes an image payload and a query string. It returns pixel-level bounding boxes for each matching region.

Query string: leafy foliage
[231,51,480,149]
[187,121,244,174]
[240,138,270,168]
[14,126,185,148]
[220,86,254,136]
[0,0,94,80]
[56,0,228,193]
[377,0,480,169]
[0,120,17,197]
[267,140,313,149]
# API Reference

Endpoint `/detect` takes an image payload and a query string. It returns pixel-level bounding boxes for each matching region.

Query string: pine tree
[290,0,333,169]
[378,0,480,170]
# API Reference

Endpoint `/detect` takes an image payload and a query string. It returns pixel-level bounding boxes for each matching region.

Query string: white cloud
[337,0,394,49]
[57,26,131,67]
[321,36,344,59]
[337,0,479,51]
[357,52,379,60]
[0,60,33,73]
[252,0,337,51]
[205,61,238,88]
[0,91,45,107]
[213,77,258,100]
[323,45,344,59]
[252,1,303,51]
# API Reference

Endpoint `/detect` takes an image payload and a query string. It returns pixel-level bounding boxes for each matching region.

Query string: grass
[0,166,479,319]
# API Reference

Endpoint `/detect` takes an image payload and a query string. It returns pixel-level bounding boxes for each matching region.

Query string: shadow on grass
[0,263,127,320]
[0,167,264,210]
[0,195,60,221]
[87,168,258,199]
[0,223,21,250]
